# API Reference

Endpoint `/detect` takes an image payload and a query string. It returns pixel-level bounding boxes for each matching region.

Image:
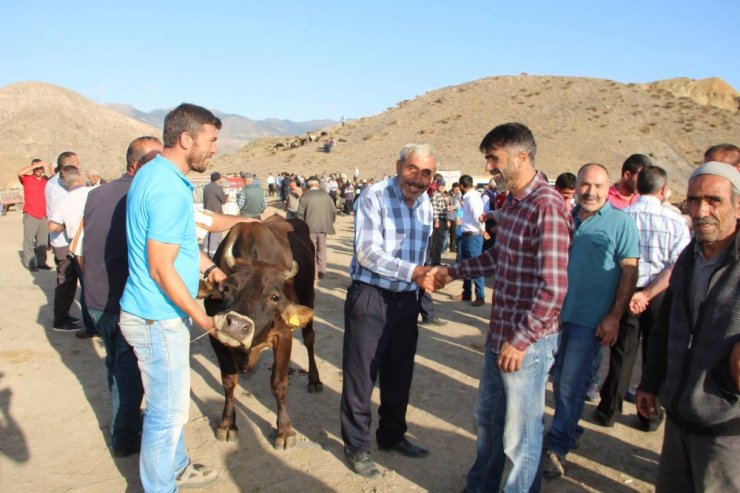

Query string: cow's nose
[226,313,255,338]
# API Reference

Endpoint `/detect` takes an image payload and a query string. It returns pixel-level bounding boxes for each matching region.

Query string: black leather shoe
[75,330,97,339]
[37,264,52,270]
[637,408,664,432]
[345,449,380,478]
[593,408,616,427]
[379,438,429,458]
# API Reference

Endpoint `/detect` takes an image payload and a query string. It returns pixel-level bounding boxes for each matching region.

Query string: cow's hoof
[307,381,324,393]
[215,427,238,442]
[274,432,297,450]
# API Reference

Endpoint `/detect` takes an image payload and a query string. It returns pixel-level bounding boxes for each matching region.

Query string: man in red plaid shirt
[429,123,572,492]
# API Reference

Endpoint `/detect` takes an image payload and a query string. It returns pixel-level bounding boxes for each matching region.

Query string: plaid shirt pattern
[431,191,448,222]
[624,196,691,288]
[449,173,573,351]
[349,177,432,292]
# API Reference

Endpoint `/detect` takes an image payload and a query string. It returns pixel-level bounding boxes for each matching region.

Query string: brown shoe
[472,298,485,307]
[452,293,472,301]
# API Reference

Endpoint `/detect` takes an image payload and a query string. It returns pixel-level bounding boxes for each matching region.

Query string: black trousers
[52,245,79,326]
[429,225,446,265]
[340,281,420,452]
[597,290,664,417]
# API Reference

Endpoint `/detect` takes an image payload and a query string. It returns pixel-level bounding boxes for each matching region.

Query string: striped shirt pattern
[449,173,573,351]
[350,177,432,292]
[624,195,691,288]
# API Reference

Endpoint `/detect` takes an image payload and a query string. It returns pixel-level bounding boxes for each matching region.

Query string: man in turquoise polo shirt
[543,163,639,480]
[119,103,251,492]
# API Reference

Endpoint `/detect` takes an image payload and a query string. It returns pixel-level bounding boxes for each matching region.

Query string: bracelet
[202,264,218,280]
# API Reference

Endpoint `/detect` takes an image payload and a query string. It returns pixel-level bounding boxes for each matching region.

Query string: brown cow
[199,214,322,448]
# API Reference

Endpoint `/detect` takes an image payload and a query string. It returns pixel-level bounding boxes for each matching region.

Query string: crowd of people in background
[14,111,740,492]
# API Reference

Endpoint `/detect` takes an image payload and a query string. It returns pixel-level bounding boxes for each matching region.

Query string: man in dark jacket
[637,161,740,492]
[297,176,336,279]
[202,171,226,256]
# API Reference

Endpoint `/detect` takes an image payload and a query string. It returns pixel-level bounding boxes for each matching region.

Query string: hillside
[2,76,738,195]
[213,75,739,196]
[105,104,337,154]
[0,82,160,186]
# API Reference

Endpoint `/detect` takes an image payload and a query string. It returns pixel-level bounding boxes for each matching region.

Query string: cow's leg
[271,332,296,449]
[209,336,241,442]
[301,321,323,393]
[216,372,239,442]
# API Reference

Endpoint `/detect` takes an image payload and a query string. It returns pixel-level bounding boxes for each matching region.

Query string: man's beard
[188,147,209,173]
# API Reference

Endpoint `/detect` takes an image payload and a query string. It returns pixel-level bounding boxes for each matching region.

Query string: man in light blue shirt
[119,103,251,492]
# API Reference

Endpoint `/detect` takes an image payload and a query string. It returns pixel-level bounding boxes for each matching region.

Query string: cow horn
[284,261,299,280]
[222,231,237,270]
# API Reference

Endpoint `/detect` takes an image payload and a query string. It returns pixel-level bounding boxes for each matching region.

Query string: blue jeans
[119,312,191,493]
[89,309,144,453]
[466,333,560,493]
[460,234,484,300]
[545,322,602,456]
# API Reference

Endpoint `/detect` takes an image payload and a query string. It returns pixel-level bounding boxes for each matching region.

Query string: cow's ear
[197,280,223,300]
[281,304,314,329]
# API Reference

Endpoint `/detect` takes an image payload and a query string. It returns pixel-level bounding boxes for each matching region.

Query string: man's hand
[433,266,453,289]
[730,342,740,392]
[595,313,620,346]
[629,291,649,315]
[478,211,493,223]
[193,314,216,334]
[635,390,657,419]
[412,265,433,290]
[206,266,228,292]
[498,341,525,372]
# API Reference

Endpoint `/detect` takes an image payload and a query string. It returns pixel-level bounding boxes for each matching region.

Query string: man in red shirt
[17,159,52,271]
[607,154,651,209]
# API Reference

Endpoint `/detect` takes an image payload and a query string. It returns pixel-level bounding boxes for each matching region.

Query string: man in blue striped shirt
[341,143,437,478]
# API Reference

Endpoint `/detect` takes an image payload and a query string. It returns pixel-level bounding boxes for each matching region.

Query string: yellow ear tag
[288,314,300,326]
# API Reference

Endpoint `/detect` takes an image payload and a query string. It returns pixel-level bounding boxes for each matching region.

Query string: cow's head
[199,259,314,350]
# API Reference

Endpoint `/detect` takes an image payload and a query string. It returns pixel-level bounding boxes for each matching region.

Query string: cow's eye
[270,294,280,302]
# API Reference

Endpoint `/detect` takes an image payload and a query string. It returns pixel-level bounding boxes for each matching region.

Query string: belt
[351,280,416,299]
[461,231,481,237]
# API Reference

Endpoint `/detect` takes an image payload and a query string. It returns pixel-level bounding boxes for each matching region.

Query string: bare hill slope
[2,76,737,195]
[0,82,160,186]
[213,75,739,195]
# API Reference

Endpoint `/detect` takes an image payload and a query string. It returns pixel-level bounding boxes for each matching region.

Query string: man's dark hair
[459,175,473,189]
[637,166,667,195]
[555,172,576,190]
[31,158,43,165]
[56,151,77,171]
[126,136,162,169]
[704,143,740,165]
[163,103,222,148]
[621,154,652,175]
[479,122,537,163]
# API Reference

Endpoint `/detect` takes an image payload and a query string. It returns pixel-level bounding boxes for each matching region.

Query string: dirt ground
[0,202,664,492]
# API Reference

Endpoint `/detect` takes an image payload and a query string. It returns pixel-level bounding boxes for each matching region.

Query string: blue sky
[2,1,738,121]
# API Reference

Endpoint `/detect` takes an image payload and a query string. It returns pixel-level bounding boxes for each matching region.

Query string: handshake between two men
[411,265,453,294]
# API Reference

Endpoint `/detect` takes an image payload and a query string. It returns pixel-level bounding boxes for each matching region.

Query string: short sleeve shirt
[561,201,640,328]
[21,175,48,219]
[120,155,199,320]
